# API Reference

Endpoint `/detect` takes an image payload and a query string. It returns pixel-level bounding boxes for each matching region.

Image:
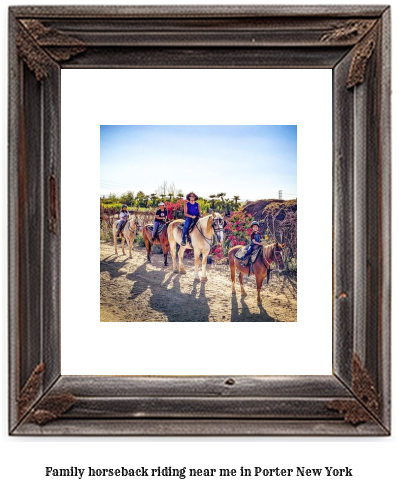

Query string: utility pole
[278,190,282,200]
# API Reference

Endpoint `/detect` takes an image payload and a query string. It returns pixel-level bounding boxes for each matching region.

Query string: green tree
[136,191,146,207]
[120,190,135,206]
[217,192,226,203]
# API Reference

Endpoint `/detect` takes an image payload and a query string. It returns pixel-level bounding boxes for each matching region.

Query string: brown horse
[228,242,285,304]
[142,223,170,266]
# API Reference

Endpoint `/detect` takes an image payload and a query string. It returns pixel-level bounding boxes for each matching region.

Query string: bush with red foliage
[211,210,254,259]
[164,198,186,220]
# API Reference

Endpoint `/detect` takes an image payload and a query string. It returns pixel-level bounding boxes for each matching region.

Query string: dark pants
[241,243,256,261]
[117,220,127,234]
[152,221,162,239]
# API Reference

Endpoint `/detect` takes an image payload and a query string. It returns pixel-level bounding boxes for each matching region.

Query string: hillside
[242,199,297,260]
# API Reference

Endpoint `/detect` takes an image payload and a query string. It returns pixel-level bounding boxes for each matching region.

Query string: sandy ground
[100,241,297,322]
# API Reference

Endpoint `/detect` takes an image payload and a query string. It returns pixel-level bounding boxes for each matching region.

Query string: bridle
[273,248,284,268]
[195,216,224,247]
[212,217,224,236]
[261,245,284,269]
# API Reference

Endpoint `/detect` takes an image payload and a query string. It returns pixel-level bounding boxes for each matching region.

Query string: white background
[1,1,398,492]
[61,68,332,376]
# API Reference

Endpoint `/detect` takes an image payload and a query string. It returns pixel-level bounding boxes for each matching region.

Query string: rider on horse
[151,202,168,242]
[181,192,201,246]
[240,220,263,267]
[117,204,129,236]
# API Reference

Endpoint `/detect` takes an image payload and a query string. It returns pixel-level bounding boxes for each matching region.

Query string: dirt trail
[100,241,297,322]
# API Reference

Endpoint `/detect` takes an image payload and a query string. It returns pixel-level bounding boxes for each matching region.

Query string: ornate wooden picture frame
[9,5,391,435]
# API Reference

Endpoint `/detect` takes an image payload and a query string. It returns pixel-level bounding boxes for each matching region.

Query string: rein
[261,249,272,269]
[195,221,214,247]
[195,218,223,248]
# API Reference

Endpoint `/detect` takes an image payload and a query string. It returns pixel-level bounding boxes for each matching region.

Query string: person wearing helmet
[240,220,263,266]
[151,202,168,241]
[117,204,130,236]
[181,192,201,246]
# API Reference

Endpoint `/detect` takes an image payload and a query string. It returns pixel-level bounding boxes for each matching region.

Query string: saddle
[234,245,262,264]
[177,219,197,245]
[116,220,127,237]
[147,222,167,238]
[235,246,262,275]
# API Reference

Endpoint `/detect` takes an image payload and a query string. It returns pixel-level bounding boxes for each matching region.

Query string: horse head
[210,211,225,243]
[273,241,286,270]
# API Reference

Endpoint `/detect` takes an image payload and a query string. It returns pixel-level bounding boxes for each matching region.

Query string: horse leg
[124,237,131,259]
[200,253,208,282]
[161,236,168,266]
[194,251,200,280]
[113,232,118,256]
[229,257,236,293]
[178,246,186,274]
[130,232,135,254]
[256,273,266,305]
[121,236,126,255]
[238,271,247,296]
[130,231,137,254]
[169,238,178,272]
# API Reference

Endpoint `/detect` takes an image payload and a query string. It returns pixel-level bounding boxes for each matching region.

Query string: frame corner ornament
[328,354,380,425]
[17,363,45,419]
[27,392,77,425]
[320,19,376,43]
[17,19,85,81]
[346,26,378,88]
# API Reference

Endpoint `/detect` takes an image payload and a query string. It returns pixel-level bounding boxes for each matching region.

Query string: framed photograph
[9,5,390,435]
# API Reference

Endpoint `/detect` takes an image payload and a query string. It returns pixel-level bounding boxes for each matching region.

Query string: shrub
[134,234,145,247]
[100,222,113,241]
[164,198,186,220]
[211,210,254,259]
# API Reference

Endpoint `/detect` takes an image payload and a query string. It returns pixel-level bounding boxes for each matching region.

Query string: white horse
[167,212,224,282]
[112,217,139,258]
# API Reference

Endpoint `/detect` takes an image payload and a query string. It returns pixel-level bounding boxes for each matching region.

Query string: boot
[181,234,187,246]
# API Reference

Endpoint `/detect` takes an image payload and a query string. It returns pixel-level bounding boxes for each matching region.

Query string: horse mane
[262,242,275,262]
[198,214,213,234]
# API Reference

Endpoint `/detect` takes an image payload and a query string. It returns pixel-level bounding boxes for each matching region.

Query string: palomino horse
[112,217,139,258]
[228,241,285,304]
[168,212,224,281]
[142,223,170,266]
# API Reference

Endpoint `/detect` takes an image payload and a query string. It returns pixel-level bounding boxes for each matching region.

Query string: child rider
[117,204,129,236]
[241,220,263,266]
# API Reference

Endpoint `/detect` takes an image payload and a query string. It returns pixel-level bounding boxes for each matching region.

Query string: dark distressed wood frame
[8,5,391,436]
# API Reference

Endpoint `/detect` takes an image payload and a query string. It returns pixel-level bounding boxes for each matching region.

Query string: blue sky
[100,125,297,201]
